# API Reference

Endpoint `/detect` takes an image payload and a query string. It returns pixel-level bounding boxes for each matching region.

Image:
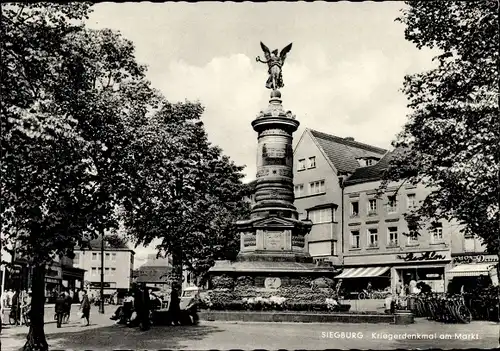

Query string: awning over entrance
[335,266,390,279]
[447,263,495,277]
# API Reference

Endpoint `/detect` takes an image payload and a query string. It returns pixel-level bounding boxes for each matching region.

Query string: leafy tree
[382,2,499,256]
[1,4,158,350]
[122,101,250,284]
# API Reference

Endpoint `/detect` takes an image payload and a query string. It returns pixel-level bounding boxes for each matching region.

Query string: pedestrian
[7,289,14,308]
[10,290,20,325]
[78,289,84,303]
[168,283,181,326]
[20,291,32,325]
[79,290,91,326]
[64,290,73,323]
[55,292,66,328]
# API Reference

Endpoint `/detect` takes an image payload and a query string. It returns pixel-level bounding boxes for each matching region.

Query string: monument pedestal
[209,90,335,287]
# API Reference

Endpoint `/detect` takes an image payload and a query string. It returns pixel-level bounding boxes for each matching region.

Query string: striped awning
[447,263,495,277]
[335,266,390,279]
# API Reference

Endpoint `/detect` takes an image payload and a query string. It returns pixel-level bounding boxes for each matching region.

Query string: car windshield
[182,290,197,297]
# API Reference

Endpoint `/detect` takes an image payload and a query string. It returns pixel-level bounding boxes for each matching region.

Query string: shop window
[350,202,359,217]
[407,194,416,209]
[309,180,325,195]
[388,227,398,247]
[294,184,304,197]
[431,223,444,243]
[367,228,378,248]
[368,199,377,215]
[297,159,306,171]
[308,156,316,169]
[92,253,97,261]
[386,195,397,213]
[350,230,360,249]
[309,208,333,224]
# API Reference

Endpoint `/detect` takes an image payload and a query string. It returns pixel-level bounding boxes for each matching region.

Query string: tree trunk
[23,264,48,351]
[172,247,183,287]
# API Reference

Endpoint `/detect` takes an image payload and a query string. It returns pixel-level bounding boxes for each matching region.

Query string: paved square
[1,307,498,350]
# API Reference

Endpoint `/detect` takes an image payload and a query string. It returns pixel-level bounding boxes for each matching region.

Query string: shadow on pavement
[4,323,224,350]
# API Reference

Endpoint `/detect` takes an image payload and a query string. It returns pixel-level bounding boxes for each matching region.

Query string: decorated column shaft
[251,90,299,219]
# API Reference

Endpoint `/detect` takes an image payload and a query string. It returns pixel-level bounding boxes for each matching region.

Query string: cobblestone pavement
[1,310,499,350]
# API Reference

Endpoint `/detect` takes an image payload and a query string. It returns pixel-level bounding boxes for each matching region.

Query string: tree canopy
[1,3,248,349]
[383,1,499,254]
[122,101,250,283]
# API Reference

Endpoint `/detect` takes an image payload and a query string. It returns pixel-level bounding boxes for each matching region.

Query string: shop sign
[264,277,281,289]
[397,251,446,262]
[453,255,498,264]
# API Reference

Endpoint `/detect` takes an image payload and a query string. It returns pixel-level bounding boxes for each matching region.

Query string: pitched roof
[343,151,395,185]
[308,129,387,174]
[133,266,172,283]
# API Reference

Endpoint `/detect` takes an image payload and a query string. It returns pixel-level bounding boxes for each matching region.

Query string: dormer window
[366,159,375,166]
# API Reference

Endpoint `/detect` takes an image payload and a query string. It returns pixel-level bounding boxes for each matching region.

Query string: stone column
[251,90,300,219]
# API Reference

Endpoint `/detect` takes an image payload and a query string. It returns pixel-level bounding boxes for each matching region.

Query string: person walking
[79,290,91,326]
[63,290,73,324]
[10,290,20,326]
[55,293,66,328]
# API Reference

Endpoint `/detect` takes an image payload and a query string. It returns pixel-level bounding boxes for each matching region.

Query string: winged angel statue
[256,42,293,90]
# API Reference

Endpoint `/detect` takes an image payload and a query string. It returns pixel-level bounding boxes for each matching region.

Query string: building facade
[73,247,134,298]
[293,129,386,265]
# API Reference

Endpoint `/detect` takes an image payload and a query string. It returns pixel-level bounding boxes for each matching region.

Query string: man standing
[168,283,181,326]
[64,290,73,323]
[55,292,66,328]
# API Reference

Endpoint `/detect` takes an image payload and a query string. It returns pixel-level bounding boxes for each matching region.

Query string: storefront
[447,254,498,292]
[339,249,451,295]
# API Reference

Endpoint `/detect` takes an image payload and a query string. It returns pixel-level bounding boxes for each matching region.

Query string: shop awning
[335,266,390,279]
[447,263,495,277]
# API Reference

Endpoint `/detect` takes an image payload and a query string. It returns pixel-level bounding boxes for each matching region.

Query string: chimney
[344,137,355,141]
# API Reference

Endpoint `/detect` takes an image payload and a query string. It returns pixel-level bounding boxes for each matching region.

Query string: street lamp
[99,231,105,314]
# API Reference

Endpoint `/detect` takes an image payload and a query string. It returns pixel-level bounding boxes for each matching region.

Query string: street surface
[1,306,499,350]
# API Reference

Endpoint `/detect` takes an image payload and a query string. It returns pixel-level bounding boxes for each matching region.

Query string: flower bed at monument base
[199,310,395,324]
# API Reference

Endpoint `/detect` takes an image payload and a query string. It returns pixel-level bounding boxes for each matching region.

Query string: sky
[85,1,437,267]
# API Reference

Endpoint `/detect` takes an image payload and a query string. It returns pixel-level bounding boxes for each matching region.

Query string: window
[431,223,443,243]
[351,230,360,249]
[298,159,306,171]
[350,202,359,217]
[91,267,97,277]
[308,156,316,169]
[309,180,325,195]
[111,253,116,261]
[386,196,397,213]
[294,184,304,197]
[407,231,419,245]
[407,194,416,209]
[368,228,378,247]
[308,208,333,224]
[105,267,110,276]
[105,253,110,261]
[111,268,116,276]
[368,199,377,214]
[366,158,374,166]
[388,227,398,247]
[92,253,97,261]
[73,253,80,265]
